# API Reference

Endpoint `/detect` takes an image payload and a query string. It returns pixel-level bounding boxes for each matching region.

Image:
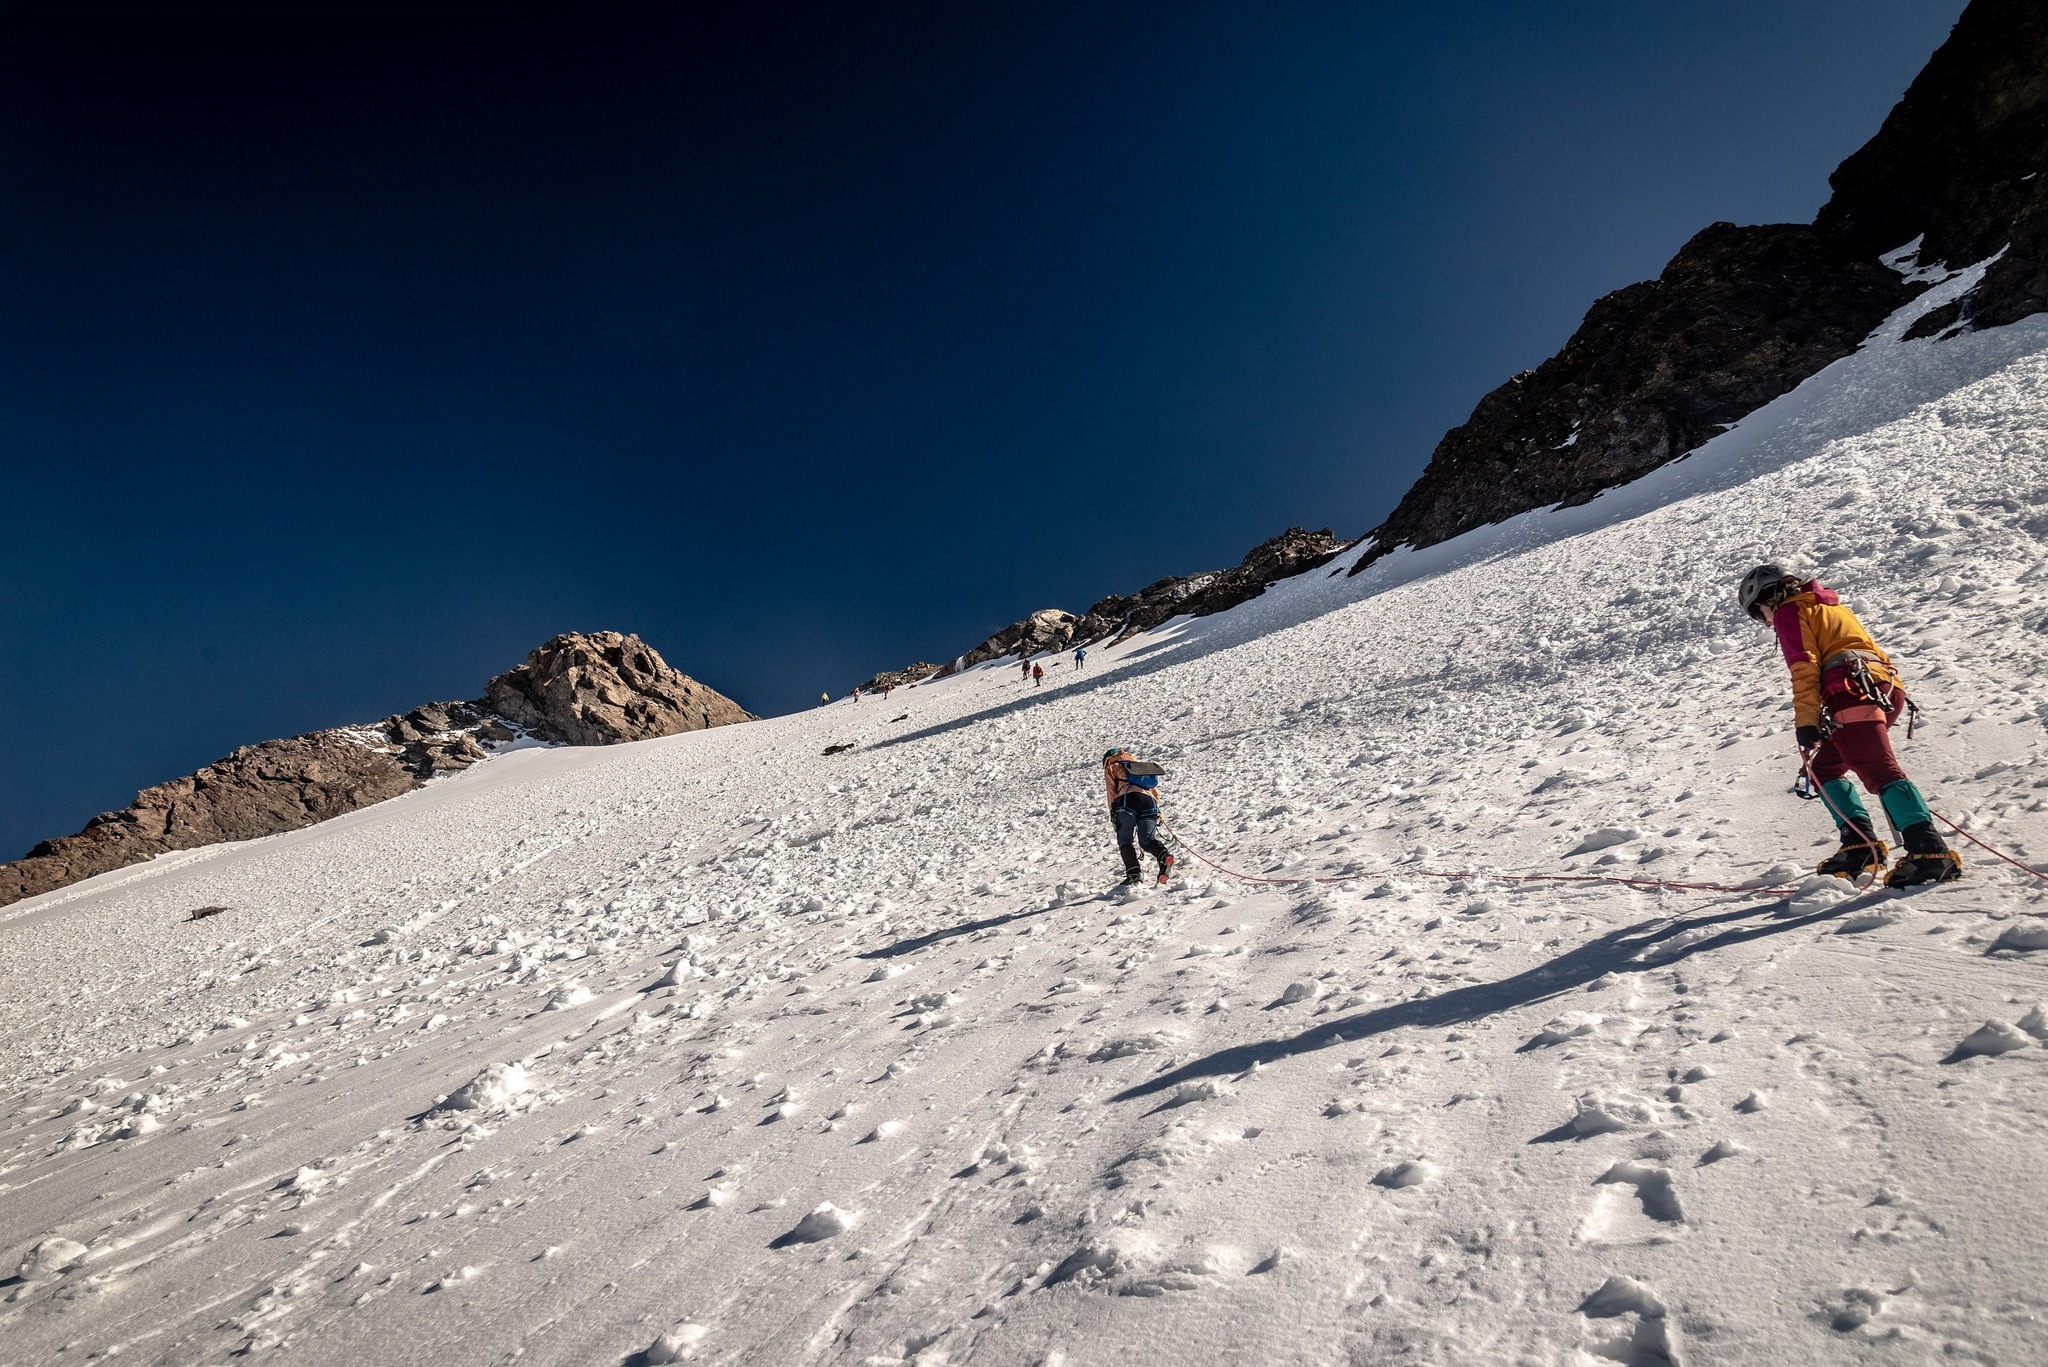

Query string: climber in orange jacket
[1739,566,1960,887]
[1103,748,1175,886]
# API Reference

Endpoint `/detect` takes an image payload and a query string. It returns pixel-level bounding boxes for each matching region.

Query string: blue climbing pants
[1114,799,1170,876]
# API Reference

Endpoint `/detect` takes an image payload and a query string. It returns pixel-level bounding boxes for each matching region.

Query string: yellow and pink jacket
[1769,580,1899,727]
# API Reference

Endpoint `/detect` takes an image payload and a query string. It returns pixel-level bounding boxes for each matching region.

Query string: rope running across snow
[1933,810,2048,882]
[1157,817,1806,899]
[1163,808,2048,897]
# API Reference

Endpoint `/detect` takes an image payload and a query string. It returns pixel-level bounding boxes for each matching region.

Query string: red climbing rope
[1799,750,1888,891]
[1933,810,2048,882]
[1157,817,1805,899]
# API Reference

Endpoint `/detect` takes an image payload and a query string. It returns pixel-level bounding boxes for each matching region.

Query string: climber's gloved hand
[1795,725,1822,751]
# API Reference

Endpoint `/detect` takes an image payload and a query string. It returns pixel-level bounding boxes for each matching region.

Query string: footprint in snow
[1828,1286,1899,1334]
[631,1323,709,1364]
[1519,1012,1604,1051]
[1270,980,1322,1007]
[1698,1138,1746,1164]
[1593,1160,1683,1222]
[1989,922,2048,953]
[1371,1159,1438,1189]
[770,1203,856,1248]
[1578,1275,1678,1363]
[1534,1092,1658,1142]
[1944,1018,2038,1062]
[1159,1079,1232,1109]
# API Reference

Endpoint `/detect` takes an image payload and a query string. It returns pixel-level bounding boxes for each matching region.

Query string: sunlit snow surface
[7,284,2048,1364]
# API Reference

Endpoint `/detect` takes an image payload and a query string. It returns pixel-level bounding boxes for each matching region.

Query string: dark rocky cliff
[1817,0,2048,331]
[1356,0,2048,571]
[1,631,749,908]
[1357,225,1914,559]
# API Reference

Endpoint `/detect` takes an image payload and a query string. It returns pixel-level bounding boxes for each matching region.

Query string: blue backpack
[1120,759,1163,791]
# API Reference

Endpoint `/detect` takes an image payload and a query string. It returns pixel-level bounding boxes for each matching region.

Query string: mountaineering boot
[1886,822,1962,888]
[1156,853,1176,886]
[1121,866,1144,887]
[1817,822,1886,881]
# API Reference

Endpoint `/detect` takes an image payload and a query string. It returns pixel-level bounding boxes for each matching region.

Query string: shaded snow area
[9,300,2048,1365]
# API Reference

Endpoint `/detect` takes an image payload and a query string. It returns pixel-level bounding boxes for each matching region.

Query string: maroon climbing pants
[1808,684,1910,793]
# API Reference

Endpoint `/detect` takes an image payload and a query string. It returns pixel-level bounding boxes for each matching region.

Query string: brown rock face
[1,733,420,906]
[855,663,944,694]
[938,609,1083,678]
[483,631,752,745]
[1356,0,2048,571]
[1,631,750,908]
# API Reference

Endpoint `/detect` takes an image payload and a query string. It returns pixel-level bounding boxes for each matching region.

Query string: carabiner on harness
[1845,657,1896,713]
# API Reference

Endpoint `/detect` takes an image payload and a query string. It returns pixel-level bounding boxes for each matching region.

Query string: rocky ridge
[1355,0,2048,571]
[856,527,1344,692]
[853,662,945,694]
[483,631,750,746]
[1,632,748,908]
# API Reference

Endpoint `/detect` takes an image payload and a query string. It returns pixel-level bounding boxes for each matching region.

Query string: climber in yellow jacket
[1739,566,1960,887]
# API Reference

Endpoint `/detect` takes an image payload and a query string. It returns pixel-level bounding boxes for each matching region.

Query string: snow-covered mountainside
[7,280,2048,1365]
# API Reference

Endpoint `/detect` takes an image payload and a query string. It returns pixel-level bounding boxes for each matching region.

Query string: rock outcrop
[1356,0,2048,571]
[1816,0,2048,332]
[1,632,748,908]
[1062,526,1346,651]
[860,528,1345,689]
[943,609,1083,677]
[484,631,752,745]
[1356,225,1913,560]
[854,663,943,694]
[2,733,426,907]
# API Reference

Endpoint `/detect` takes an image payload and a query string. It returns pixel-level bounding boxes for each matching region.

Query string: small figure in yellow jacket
[1739,565,1960,887]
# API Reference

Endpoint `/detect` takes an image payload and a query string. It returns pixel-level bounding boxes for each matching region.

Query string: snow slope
[7,282,2048,1365]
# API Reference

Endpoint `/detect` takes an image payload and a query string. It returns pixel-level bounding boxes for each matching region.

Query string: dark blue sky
[0,0,1966,860]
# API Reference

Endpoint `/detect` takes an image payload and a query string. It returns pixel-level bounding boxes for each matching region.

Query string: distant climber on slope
[1074,646,1087,670]
[1103,747,1175,886]
[1739,565,1961,887]
[1032,662,1044,686]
